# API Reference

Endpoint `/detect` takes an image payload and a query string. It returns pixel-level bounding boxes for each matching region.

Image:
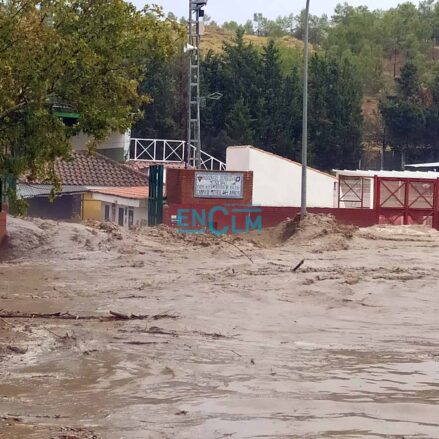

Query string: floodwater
[1,217,439,438]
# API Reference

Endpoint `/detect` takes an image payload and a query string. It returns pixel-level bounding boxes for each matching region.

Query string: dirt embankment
[246,213,356,252]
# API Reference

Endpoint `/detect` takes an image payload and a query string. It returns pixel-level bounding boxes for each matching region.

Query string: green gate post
[148,166,156,226]
[148,165,164,226]
[157,165,164,225]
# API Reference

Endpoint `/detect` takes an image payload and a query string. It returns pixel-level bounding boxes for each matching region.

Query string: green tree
[276,14,295,35]
[256,41,285,153]
[380,62,427,163]
[201,50,227,136]
[132,53,184,140]
[222,20,240,33]
[222,30,261,112]
[200,29,262,157]
[324,5,384,92]
[308,54,363,170]
[279,66,302,160]
[398,61,421,98]
[0,0,182,186]
[243,19,254,35]
[226,98,255,145]
[424,69,439,157]
[293,10,328,44]
[253,13,268,36]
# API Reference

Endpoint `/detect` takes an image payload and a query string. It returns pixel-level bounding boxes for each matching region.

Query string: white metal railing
[129,138,226,171]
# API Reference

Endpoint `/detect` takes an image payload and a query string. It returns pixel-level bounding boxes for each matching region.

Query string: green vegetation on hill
[135,2,439,169]
[202,25,305,52]
[202,25,305,75]
[134,29,363,170]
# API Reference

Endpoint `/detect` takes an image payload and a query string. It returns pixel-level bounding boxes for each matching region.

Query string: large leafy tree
[0,0,182,186]
[132,52,186,140]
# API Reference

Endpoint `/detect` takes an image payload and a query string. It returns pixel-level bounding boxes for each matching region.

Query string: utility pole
[301,0,310,220]
[187,1,207,169]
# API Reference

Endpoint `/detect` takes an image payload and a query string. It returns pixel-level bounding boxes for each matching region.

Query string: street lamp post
[301,0,310,220]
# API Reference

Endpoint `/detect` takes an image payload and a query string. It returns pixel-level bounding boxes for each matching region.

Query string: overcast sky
[134,0,420,22]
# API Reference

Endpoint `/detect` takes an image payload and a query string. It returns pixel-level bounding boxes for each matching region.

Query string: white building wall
[71,131,131,157]
[133,206,148,227]
[93,193,147,228]
[227,146,337,207]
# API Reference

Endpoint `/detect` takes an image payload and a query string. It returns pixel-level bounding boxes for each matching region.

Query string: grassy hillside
[201,25,305,74]
[202,25,305,53]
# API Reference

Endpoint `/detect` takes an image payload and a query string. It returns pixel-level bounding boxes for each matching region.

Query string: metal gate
[148,165,164,226]
[376,177,439,228]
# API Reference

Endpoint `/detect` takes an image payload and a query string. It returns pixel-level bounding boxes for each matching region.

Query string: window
[128,208,134,227]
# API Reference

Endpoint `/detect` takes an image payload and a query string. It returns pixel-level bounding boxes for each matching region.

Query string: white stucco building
[71,131,131,162]
[226,145,337,207]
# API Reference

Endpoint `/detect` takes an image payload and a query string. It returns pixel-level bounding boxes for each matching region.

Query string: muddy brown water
[1,218,439,438]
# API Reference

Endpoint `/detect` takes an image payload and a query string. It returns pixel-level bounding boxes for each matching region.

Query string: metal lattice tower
[187,1,207,169]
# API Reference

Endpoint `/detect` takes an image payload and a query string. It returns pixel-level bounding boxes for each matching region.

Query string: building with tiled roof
[54,151,148,187]
[18,151,150,228]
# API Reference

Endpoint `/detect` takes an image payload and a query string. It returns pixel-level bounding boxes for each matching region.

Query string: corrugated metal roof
[334,169,439,179]
[405,162,439,168]
[18,184,88,199]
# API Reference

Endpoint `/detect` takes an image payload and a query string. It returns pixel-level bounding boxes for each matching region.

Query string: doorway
[118,207,124,226]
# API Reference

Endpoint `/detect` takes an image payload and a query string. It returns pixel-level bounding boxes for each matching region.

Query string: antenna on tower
[187,0,207,169]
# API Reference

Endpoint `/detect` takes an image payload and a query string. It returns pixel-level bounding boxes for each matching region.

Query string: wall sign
[194,172,244,199]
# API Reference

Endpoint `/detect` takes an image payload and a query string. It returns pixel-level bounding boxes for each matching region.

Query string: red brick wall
[166,169,253,206]
[164,169,378,233]
[164,204,377,232]
[164,203,258,232]
[0,211,7,244]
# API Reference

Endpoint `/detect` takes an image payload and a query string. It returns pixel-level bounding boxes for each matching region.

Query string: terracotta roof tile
[90,187,149,200]
[54,151,148,187]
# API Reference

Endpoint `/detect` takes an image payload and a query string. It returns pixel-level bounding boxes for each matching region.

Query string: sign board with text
[194,172,244,199]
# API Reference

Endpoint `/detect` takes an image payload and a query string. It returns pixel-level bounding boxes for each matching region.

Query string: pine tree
[278,66,302,160]
[398,61,421,99]
[309,54,363,170]
[225,98,255,145]
[257,40,285,153]
[380,61,427,163]
[222,29,262,117]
